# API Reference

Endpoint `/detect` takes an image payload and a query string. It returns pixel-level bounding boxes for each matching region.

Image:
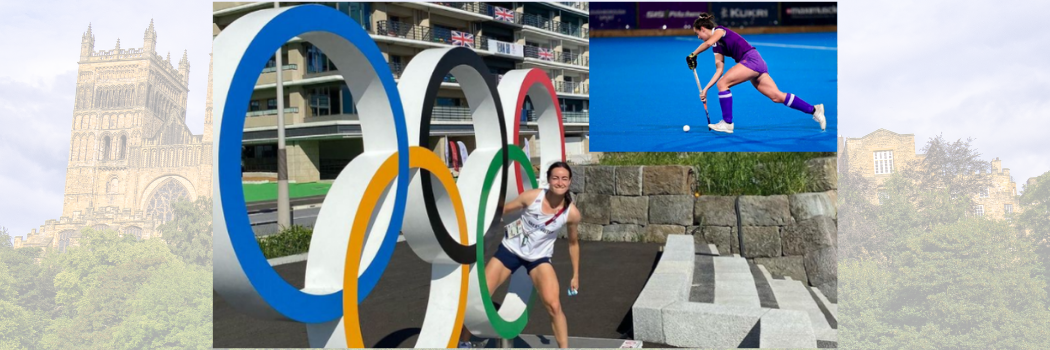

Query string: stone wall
[563,162,839,301]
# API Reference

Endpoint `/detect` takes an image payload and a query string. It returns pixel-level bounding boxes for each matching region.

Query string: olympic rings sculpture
[212,5,567,348]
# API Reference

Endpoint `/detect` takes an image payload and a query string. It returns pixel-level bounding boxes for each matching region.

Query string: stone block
[649,195,694,226]
[739,195,792,226]
[694,195,737,226]
[741,226,781,258]
[804,246,838,302]
[789,192,836,222]
[782,216,837,256]
[661,301,765,348]
[753,256,808,284]
[602,224,643,242]
[577,223,603,241]
[633,273,690,344]
[703,226,738,255]
[569,165,586,194]
[644,224,686,244]
[806,157,837,191]
[759,309,817,349]
[643,166,694,195]
[587,166,616,195]
[576,193,610,225]
[610,196,648,224]
[614,166,643,196]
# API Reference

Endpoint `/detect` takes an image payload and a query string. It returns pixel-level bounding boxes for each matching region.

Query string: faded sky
[0,0,211,239]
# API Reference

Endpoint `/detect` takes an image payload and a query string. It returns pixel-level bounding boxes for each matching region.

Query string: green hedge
[256,225,313,259]
[599,152,835,196]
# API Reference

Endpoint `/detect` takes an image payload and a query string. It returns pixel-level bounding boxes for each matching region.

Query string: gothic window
[100,136,110,160]
[124,226,143,240]
[146,179,189,223]
[107,177,118,193]
[57,230,75,253]
[93,224,109,232]
[119,135,127,159]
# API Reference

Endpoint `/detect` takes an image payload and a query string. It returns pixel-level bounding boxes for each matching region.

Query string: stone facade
[840,128,1021,220]
[13,22,212,252]
[561,163,839,300]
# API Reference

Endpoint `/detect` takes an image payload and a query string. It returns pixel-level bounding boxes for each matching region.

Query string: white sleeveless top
[501,189,570,261]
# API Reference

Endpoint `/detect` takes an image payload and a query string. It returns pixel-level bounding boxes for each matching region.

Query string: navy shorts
[494,243,551,275]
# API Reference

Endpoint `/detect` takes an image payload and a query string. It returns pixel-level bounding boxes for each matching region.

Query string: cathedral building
[13,21,213,251]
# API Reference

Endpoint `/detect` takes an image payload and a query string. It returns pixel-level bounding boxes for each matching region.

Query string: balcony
[520,13,588,40]
[433,2,490,16]
[553,81,588,96]
[375,20,489,50]
[261,64,297,73]
[524,46,589,68]
[522,110,589,124]
[561,2,589,12]
[246,107,299,118]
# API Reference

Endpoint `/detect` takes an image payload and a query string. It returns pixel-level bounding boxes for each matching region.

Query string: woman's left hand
[570,276,579,292]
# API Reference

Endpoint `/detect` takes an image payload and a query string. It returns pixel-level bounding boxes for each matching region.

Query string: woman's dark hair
[693,12,716,30]
[546,161,573,206]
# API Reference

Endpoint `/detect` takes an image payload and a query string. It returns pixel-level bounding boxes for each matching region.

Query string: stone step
[766,276,835,343]
[713,256,761,308]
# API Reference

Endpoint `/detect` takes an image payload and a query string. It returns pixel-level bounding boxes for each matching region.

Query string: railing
[520,13,588,39]
[522,110,589,123]
[246,107,299,117]
[390,62,404,79]
[561,2,589,12]
[553,80,589,95]
[562,111,589,123]
[433,2,490,16]
[375,20,486,50]
[523,47,589,67]
[432,106,473,121]
[261,64,298,73]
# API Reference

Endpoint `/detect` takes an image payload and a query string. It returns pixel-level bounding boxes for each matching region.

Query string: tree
[837,169,885,259]
[1016,171,1050,292]
[107,261,212,349]
[0,226,12,250]
[156,197,212,266]
[901,134,992,201]
[886,218,1050,349]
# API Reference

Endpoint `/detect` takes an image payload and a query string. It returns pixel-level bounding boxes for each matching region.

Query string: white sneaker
[813,104,826,131]
[709,121,734,134]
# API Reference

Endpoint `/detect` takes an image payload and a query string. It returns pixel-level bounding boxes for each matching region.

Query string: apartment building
[212,2,591,182]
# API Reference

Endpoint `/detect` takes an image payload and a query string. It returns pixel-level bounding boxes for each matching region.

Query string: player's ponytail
[693,12,716,30]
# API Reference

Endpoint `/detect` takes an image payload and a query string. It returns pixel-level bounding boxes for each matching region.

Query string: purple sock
[783,93,815,114]
[718,90,733,124]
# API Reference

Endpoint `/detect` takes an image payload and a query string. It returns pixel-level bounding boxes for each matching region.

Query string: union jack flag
[538,48,554,61]
[494,7,515,22]
[451,30,475,48]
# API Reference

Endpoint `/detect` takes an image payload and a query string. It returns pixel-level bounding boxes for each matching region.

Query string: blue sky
[0,0,211,239]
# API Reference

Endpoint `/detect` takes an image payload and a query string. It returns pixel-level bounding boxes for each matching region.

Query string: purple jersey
[711,26,756,62]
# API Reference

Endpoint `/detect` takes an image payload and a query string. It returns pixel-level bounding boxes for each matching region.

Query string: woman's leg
[751,73,816,115]
[715,64,761,124]
[529,263,568,348]
[460,256,513,343]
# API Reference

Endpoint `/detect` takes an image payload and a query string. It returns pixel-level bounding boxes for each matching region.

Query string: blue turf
[590,32,837,152]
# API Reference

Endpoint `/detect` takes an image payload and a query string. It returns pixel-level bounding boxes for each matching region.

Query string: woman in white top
[459,162,581,348]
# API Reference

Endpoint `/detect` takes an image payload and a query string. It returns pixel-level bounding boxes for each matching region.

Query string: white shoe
[813,104,826,131]
[709,121,734,134]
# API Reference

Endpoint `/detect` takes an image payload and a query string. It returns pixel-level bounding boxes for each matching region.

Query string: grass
[256,225,313,259]
[242,182,333,203]
[599,152,835,196]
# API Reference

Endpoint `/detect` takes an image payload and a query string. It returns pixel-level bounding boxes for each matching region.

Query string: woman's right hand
[700,88,708,102]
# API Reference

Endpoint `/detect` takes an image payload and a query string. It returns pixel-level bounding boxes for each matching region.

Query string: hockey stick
[692,68,711,130]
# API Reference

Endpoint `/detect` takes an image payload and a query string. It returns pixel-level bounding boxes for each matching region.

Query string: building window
[874,151,893,175]
[974,205,984,216]
[877,190,889,205]
[980,187,989,198]
[250,100,260,112]
[268,98,277,110]
[306,44,337,73]
[309,86,341,116]
[1004,204,1013,214]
